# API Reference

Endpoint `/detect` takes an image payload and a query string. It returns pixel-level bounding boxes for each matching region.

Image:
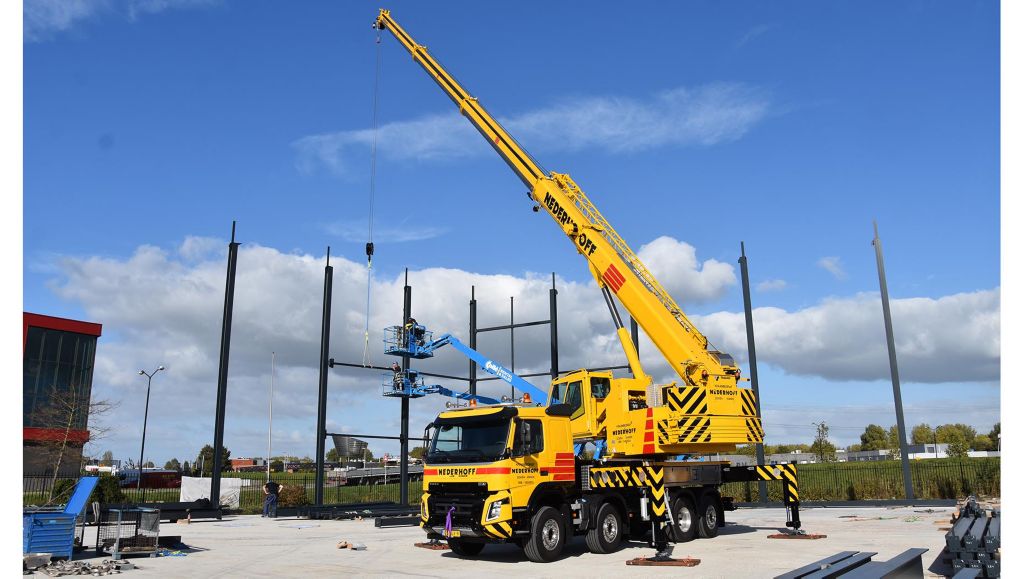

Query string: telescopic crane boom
[374,10,735,390]
[374,10,760,455]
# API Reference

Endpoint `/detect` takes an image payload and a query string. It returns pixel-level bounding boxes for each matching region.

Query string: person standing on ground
[262,480,283,518]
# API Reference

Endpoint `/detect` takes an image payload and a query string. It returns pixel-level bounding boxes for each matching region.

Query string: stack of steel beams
[944,498,1000,577]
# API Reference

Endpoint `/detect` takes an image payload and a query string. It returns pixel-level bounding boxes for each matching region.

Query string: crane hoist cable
[361,27,384,367]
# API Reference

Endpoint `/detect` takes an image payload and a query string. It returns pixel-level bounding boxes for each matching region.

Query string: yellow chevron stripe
[498,522,512,536]
[650,487,665,501]
[646,467,664,483]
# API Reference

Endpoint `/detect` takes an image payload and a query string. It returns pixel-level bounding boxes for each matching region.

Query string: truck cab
[421,404,576,559]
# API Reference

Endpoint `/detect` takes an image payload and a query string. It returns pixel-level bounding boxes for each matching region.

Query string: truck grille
[427,483,489,526]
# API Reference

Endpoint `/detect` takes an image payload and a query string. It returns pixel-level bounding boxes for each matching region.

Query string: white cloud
[695,289,1000,383]
[756,278,787,292]
[294,83,771,176]
[24,0,216,42]
[636,236,736,304]
[50,239,998,463]
[817,256,847,280]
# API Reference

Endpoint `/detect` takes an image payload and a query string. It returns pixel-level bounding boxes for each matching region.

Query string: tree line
[737,422,999,462]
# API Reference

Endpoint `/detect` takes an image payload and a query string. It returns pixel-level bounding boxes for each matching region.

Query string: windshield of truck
[427,417,511,463]
[549,380,583,418]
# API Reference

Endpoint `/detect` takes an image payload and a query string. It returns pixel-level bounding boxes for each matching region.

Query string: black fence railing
[25,458,999,511]
[23,471,424,513]
[721,458,1001,502]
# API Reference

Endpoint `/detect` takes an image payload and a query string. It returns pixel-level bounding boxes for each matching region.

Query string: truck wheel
[585,503,623,554]
[670,495,697,542]
[447,539,485,557]
[696,494,720,538]
[524,506,565,563]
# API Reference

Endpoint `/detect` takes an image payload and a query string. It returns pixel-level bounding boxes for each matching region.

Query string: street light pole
[136,366,165,500]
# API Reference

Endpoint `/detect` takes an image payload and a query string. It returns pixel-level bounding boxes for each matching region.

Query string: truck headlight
[486,499,505,522]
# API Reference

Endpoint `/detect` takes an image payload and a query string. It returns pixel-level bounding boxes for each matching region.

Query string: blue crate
[24,476,99,560]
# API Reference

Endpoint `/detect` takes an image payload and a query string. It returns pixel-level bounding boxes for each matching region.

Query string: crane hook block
[366,242,374,257]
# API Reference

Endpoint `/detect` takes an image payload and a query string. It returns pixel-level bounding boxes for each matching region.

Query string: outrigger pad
[768,532,827,540]
[626,557,701,567]
[414,541,450,550]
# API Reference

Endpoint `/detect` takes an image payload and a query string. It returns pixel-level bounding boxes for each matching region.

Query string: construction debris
[414,540,449,550]
[34,560,135,576]
[336,541,367,551]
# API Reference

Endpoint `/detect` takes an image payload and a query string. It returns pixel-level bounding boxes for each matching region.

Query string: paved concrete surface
[70,506,954,578]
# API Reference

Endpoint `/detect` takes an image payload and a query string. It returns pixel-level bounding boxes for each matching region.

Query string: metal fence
[721,458,1001,502]
[23,471,424,513]
[25,458,999,511]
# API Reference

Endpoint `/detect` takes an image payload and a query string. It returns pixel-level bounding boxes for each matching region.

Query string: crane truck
[372,9,802,563]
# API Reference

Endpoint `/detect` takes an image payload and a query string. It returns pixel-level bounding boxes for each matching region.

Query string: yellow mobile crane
[373,9,802,562]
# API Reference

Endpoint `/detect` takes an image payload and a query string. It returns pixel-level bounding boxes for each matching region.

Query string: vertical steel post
[210,221,239,508]
[738,242,768,503]
[549,273,559,380]
[314,249,333,506]
[872,222,915,499]
[509,296,515,399]
[469,286,477,395]
[400,269,411,505]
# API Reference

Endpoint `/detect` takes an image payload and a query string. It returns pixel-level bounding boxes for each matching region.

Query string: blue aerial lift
[381,323,548,405]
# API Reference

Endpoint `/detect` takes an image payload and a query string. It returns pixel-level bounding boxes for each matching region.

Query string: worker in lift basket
[391,362,403,391]
[262,480,284,518]
[405,317,425,347]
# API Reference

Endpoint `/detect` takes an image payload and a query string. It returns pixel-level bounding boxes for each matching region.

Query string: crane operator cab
[547,370,649,452]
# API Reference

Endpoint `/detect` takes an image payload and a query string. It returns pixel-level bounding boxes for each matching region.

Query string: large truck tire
[670,495,697,542]
[524,506,566,563]
[447,539,485,557]
[585,502,623,554]
[696,493,721,539]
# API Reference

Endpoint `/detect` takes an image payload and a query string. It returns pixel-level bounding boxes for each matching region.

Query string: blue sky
[23,1,1000,463]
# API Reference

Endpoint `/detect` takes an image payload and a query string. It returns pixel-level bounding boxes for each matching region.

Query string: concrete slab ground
[69,506,954,578]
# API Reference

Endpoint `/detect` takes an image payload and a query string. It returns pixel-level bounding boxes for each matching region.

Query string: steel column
[400,270,411,505]
[469,286,477,395]
[549,273,559,380]
[739,242,768,503]
[314,249,333,506]
[872,222,914,499]
[210,221,239,508]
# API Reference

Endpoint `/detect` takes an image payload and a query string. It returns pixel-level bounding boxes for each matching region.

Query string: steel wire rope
[362,28,384,367]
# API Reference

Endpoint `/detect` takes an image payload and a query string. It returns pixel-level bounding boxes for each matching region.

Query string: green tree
[99,450,115,466]
[945,431,970,458]
[326,447,341,462]
[988,423,1000,449]
[971,435,992,451]
[859,424,888,451]
[197,444,231,473]
[935,424,977,445]
[143,461,155,468]
[164,458,181,471]
[182,460,191,475]
[846,444,862,452]
[911,423,934,445]
[409,446,427,460]
[811,422,837,462]
[270,460,284,473]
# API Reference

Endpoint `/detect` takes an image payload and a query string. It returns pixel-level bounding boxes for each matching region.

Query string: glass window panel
[42,331,59,362]
[59,334,77,365]
[25,327,44,360]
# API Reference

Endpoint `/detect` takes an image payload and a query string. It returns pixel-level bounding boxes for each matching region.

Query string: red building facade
[23,312,102,473]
